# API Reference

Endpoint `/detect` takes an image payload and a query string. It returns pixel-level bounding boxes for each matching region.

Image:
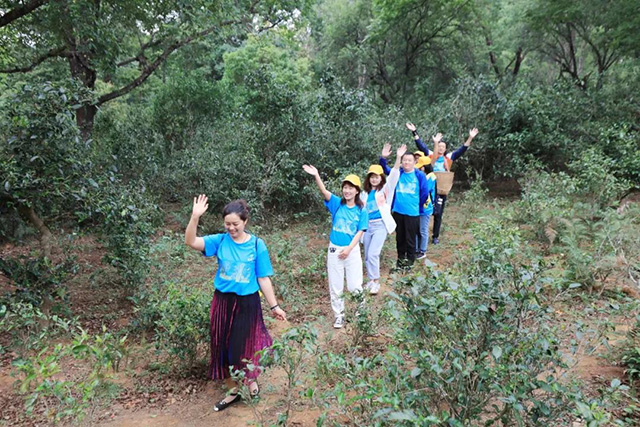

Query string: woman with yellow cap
[302,164,368,329]
[360,144,404,294]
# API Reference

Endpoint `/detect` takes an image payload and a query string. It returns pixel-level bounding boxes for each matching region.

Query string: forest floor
[1,187,638,426]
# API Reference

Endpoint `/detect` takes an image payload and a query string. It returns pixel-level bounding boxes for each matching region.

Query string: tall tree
[0,0,306,137]
[526,0,635,89]
[367,0,475,102]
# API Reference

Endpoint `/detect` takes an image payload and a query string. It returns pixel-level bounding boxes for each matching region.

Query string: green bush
[135,281,210,371]
[0,255,73,307]
[315,220,604,425]
[12,326,127,423]
[0,301,75,354]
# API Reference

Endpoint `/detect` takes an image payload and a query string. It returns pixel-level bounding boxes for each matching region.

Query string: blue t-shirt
[433,156,447,172]
[393,170,420,216]
[366,191,382,220]
[202,233,273,295]
[324,194,368,246]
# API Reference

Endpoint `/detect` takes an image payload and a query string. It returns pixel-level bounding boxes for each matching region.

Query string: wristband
[411,130,418,136]
[270,304,280,311]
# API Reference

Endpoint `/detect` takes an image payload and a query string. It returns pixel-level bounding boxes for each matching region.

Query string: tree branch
[0,45,68,73]
[96,19,242,106]
[0,0,48,28]
[116,38,163,67]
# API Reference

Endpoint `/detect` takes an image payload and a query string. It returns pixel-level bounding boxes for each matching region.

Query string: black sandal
[213,393,241,412]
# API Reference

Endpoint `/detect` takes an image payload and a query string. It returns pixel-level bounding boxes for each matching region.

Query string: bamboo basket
[434,171,454,195]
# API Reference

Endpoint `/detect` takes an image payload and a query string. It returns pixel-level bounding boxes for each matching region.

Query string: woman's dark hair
[421,164,433,174]
[341,182,364,209]
[222,199,250,221]
[364,172,386,193]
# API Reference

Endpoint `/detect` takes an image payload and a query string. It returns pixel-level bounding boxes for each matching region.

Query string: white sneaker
[369,281,380,295]
[333,315,345,329]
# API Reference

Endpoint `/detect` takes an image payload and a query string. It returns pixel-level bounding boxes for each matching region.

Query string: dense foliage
[1,0,640,423]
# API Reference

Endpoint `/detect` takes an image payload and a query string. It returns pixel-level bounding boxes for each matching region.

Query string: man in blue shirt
[389,146,430,269]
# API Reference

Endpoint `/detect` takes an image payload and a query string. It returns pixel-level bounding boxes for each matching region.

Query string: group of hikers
[184,123,479,411]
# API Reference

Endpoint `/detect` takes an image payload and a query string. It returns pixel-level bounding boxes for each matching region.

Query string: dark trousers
[432,195,447,239]
[393,212,420,267]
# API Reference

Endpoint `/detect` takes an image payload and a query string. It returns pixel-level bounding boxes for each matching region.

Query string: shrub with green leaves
[0,255,74,307]
[0,301,75,354]
[138,281,211,371]
[314,220,601,425]
[12,326,127,423]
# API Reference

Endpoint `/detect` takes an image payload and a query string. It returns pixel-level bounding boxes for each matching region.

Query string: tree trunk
[68,47,97,139]
[16,204,54,258]
[512,47,524,76]
[76,103,97,139]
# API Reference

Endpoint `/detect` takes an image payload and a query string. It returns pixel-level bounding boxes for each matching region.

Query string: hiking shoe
[432,238,439,244]
[369,281,380,295]
[333,315,345,329]
[417,252,427,260]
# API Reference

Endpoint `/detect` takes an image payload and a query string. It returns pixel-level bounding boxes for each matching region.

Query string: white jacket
[360,167,400,234]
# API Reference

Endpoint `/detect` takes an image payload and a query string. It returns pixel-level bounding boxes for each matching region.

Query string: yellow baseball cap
[413,150,425,157]
[342,174,362,188]
[416,156,432,168]
[367,165,384,176]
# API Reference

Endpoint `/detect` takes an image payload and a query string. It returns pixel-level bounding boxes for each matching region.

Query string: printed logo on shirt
[332,217,357,235]
[367,198,379,213]
[433,157,446,172]
[219,260,252,284]
[396,180,417,194]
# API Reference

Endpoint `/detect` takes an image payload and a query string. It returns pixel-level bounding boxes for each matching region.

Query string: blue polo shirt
[202,233,273,295]
[325,194,368,246]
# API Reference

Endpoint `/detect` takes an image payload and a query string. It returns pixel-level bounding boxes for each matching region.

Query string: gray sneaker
[333,315,345,329]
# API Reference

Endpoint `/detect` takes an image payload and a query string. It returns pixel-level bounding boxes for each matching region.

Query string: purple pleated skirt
[209,290,272,380]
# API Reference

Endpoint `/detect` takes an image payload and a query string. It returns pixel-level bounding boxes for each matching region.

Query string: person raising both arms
[405,122,479,244]
[303,165,368,329]
[185,196,286,412]
[360,143,402,295]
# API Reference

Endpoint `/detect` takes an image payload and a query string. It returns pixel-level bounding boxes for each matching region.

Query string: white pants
[327,243,363,317]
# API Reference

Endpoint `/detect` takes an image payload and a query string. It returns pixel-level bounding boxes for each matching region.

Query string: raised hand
[405,122,416,132]
[469,128,479,139]
[397,144,407,158]
[302,164,319,176]
[192,194,209,218]
[432,133,443,144]
[381,143,392,158]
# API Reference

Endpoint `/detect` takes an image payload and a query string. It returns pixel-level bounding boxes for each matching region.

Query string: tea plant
[314,219,610,425]
[233,324,319,426]
[149,281,210,372]
[0,301,76,354]
[12,326,128,423]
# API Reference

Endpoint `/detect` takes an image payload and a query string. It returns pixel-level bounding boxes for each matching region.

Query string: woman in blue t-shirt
[360,144,404,294]
[303,165,368,329]
[185,196,286,412]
